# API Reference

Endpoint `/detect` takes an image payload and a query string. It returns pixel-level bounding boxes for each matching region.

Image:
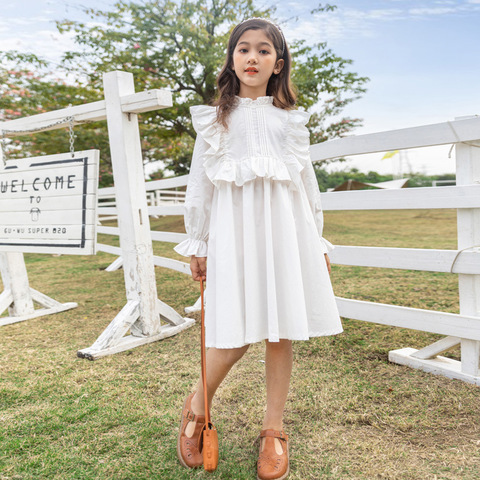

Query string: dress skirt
[204,176,343,349]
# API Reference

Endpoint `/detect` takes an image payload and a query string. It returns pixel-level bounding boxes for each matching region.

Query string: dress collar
[235,95,274,106]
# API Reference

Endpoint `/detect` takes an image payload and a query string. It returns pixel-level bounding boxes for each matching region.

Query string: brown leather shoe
[257,429,289,480]
[177,392,205,468]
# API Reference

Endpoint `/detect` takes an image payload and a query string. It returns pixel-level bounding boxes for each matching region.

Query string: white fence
[97,114,480,384]
[0,70,195,359]
[98,178,185,222]
[314,114,480,385]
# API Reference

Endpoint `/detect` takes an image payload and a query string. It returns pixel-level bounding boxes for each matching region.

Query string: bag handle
[199,277,210,426]
[199,278,219,472]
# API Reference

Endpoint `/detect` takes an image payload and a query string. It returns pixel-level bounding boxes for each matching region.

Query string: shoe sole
[177,392,201,469]
[256,439,290,480]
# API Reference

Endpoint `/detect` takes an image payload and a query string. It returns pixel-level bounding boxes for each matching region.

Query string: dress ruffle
[189,105,311,190]
[284,109,312,168]
[319,237,335,254]
[173,237,208,257]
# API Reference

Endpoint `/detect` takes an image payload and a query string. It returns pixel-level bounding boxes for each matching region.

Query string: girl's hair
[211,18,297,130]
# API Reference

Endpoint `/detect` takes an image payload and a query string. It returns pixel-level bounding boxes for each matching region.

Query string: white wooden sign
[0,150,99,255]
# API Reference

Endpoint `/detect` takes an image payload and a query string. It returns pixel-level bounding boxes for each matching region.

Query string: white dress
[174,95,343,348]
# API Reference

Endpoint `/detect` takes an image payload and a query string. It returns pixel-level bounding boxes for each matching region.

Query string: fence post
[456,116,480,376]
[0,252,34,317]
[77,71,194,359]
[102,70,159,336]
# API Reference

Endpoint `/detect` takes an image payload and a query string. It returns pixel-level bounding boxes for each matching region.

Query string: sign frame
[0,150,99,255]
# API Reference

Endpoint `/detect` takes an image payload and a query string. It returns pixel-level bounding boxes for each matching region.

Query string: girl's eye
[238,48,270,55]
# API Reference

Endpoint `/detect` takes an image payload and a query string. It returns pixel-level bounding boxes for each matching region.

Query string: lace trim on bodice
[235,95,274,106]
[189,103,312,189]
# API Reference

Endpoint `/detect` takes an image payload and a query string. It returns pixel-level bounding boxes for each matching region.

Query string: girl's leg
[185,345,249,436]
[262,339,293,451]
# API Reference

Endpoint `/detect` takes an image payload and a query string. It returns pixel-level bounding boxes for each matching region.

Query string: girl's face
[231,28,284,99]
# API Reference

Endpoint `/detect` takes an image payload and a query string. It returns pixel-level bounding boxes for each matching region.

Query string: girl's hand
[324,253,331,275]
[190,255,207,281]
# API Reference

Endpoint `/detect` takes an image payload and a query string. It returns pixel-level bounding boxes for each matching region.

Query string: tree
[0,52,115,187]
[56,0,368,175]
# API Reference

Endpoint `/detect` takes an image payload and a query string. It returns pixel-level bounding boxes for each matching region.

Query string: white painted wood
[456,137,480,376]
[0,89,172,137]
[97,241,192,276]
[320,185,480,211]
[97,207,118,215]
[121,89,172,114]
[77,318,195,360]
[148,205,185,216]
[0,252,34,316]
[0,289,13,314]
[98,186,116,196]
[310,115,480,161]
[149,231,186,243]
[0,225,96,241]
[96,243,122,256]
[329,246,480,274]
[185,295,202,314]
[102,71,161,336]
[0,210,95,225]
[29,288,67,309]
[0,252,77,327]
[152,256,191,275]
[79,71,194,359]
[0,207,96,225]
[335,296,480,341]
[0,151,99,255]
[83,300,140,351]
[145,175,189,190]
[0,300,77,327]
[156,298,185,326]
[461,339,480,376]
[0,240,96,256]
[105,257,124,272]
[389,348,480,386]
[99,204,185,217]
[1,180,98,200]
[410,336,461,359]
[0,195,97,213]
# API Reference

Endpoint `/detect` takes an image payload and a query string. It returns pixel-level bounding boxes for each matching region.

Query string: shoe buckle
[185,410,196,422]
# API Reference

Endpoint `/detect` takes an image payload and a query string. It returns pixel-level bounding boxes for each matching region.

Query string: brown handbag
[199,278,219,472]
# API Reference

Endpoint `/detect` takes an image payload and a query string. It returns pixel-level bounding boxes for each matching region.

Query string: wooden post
[389,116,480,385]
[0,251,77,327]
[455,116,480,377]
[0,252,34,317]
[77,71,193,360]
[103,70,159,336]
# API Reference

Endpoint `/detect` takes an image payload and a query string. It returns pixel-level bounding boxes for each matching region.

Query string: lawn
[1,209,479,480]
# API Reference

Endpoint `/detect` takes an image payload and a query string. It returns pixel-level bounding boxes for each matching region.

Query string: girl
[174,17,343,480]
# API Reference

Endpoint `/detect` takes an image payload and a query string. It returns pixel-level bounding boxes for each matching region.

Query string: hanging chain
[68,116,75,158]
[0,116,77,136]
[0,115,77,162]
[1,129,6,163]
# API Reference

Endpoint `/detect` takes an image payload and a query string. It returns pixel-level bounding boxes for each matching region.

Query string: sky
[1,0,479,177]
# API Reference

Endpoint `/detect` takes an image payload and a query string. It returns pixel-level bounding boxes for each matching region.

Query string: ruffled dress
[174,95,343,348]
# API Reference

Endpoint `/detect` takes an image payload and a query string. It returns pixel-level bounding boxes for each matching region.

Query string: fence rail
[96,114,480,385]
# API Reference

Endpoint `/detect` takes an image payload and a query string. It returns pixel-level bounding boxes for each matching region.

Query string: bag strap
[200,278,211,427]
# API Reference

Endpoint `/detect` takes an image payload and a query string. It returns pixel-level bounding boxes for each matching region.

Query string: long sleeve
[301,158,335,254]
[173,133,215,257]
[287,109,335,255]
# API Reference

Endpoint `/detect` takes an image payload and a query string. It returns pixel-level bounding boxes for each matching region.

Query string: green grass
[1,209,480,479]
